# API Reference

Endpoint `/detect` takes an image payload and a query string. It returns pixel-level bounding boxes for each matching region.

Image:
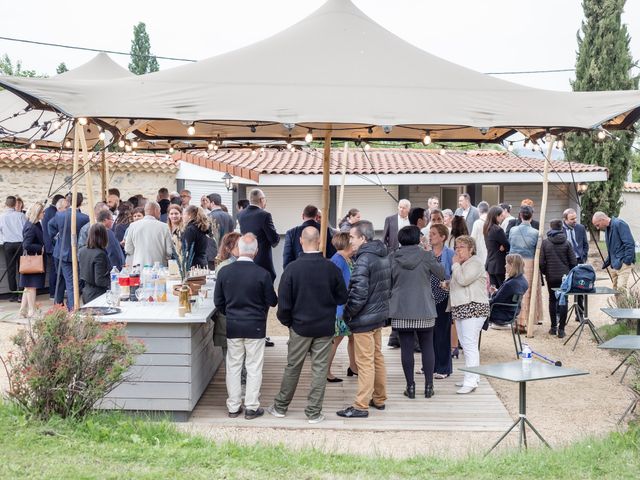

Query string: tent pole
[101,148,108,202]
[526,137,554,337]
[71,126,81,311]
[336,142,348,229]
[79,127,96,224]
[320,129,332,255]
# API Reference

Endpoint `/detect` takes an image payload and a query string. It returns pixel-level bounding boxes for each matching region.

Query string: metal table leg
[618,390,640,425]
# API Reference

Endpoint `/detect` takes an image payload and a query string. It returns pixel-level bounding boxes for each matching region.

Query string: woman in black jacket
[540,219,577,338]
[182,205,210,268]
[19,202,46,318]
[489,254,529,328]
[484,206,510,288]
[79,223,112,303]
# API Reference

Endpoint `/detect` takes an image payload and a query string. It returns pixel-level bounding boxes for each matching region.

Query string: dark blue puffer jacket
[344,240,391,333]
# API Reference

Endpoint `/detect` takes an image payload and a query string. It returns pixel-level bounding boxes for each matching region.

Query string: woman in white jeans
[449,235,490,394]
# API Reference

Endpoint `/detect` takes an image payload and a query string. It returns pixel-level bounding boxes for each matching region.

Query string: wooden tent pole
[320,129,332,255]
[101,149,108,202]
[71,126,81,311]
[527,137,554,337]
[78,126,96,224]
[336,142,348,229]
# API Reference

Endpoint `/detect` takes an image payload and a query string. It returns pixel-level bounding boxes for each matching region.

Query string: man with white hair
[214,233,278,420]
[592,211,636,295]
[382,199,411,252]
[238,188,280,281]
[124,201,173,267]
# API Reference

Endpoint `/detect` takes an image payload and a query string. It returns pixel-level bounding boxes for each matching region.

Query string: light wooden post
[101,149,108,202]
[320,129,332,255]
[336,142,348,229]
[78,126,96,224]
[527,137,554,336]
[71,127,81,311]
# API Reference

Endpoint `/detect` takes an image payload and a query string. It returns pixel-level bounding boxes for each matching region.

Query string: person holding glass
[449,235,489,394]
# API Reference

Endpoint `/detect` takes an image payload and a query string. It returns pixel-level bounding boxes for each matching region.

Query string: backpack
[556,264,596,305]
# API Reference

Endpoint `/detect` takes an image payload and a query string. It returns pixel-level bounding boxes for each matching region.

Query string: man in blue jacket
[48,193,89,310]
[42,194,65,299]
[592,211,636,297]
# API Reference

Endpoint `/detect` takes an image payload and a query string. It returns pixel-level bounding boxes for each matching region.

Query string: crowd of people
[1,186,636,423]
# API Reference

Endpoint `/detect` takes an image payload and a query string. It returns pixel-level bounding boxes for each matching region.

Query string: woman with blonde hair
[449,235,489,394]
[183,205,210,268]
[166,204,184,258]
[488,254,529,329]
[19,202,45,318]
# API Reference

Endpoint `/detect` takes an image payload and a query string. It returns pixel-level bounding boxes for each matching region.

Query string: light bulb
[423,132,431,145]
[440,148,446,155]
[507,142,514,152]
[187,125,196,136]
[533,143,541,152]
[286,142,293,151]
[305,131,313,143]
[597,130,606,140]
[544,133,552,143]
[251,149,258,156]
[30,142,36,149]
[78,117,88,126]
[98,131,106,141]
[556,139,564,150]
[169,146,175,154]
[364,142,371,151]
[118,139,125,148]
[52,120,62,130]
[125,144,132,152]
[131,140,138,149]
[208,142,214,151]
[213,144,219,151]
[65,140,71,148]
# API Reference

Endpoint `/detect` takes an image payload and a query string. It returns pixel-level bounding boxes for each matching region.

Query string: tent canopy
[0,53,132,147]
[0,0,639,147]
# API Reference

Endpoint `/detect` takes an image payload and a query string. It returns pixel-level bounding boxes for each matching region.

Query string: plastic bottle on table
[118,265,130,301]
[110,266,120,295]
[521,343,532,371]
[156,267,167,302]
[129,265,141,301]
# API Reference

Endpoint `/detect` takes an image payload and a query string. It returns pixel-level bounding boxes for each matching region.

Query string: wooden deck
[190,336,513,431]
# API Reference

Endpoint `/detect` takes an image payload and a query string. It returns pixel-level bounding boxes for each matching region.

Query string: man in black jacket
[337,221,391,419]
[214,233,278,420]
[282,205,336,269]
[268,227,347,424]
[237,188,280,281]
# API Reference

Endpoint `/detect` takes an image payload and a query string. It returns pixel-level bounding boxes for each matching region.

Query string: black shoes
[336,406,369,418]
[245,407,264,420]
[347,367,358,377]
[228,407,243,418]
[368,400,385,410]
[558,329,566,339]
[425,385,434,398]
[265,337,275,347]
[404,384,416,399]
[451,348,459,359]
[549,327,557,335]
[327,377,343,383]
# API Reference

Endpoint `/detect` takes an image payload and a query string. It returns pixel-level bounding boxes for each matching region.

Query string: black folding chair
[479,294,523,359]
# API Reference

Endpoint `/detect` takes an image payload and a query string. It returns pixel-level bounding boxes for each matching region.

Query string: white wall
[620,191,640,242]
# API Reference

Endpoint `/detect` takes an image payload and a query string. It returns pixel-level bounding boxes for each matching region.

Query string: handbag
[19,249,45,275]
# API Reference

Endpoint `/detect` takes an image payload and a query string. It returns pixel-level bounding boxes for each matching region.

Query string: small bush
[1,306,144,420]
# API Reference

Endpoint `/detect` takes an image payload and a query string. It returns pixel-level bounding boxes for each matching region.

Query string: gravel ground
[1,281,637,459]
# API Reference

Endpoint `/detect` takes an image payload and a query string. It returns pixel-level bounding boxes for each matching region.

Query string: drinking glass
[135,288,146,305]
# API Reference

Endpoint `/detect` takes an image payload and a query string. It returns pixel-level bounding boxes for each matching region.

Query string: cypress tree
[564,0,638,222]
[128,22,160,75]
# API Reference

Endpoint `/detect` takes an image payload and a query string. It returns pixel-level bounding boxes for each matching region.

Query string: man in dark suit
[282,204,336,269]
[238,189,280,281]
[505,199,540,236]
[208,193,235,242]
[48,192,90,311]
[563,208,589,321]
[458,193,480,233]
[382,199,411,253]
[42,194,65,298]
[214,233,278,420]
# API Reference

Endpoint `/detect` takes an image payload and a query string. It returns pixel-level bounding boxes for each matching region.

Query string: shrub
[1,306,144,420]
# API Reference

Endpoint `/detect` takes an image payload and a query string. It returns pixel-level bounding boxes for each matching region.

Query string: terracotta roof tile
[0,148,178,174]
[623,182,640,193]
[180,148,607,178]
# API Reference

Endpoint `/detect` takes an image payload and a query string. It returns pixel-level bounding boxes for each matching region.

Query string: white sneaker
[455,382,464,387]
[456,386,476,394]
[266,405,285,418]
[308,414,325,424]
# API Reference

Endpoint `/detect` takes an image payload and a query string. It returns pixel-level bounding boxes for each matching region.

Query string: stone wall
[0,165,176,211]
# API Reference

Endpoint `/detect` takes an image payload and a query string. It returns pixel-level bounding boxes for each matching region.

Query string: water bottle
[142,265,153,302]
[521,343,532,371]
[118,265,130,301]
[150,265,160,302]
[110,266,120,295]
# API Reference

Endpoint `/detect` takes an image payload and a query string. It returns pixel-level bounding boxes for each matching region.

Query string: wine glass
[135,288,146,305]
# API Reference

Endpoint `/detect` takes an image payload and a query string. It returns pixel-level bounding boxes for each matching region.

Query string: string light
[30,142,36,149]
[125,144,132,152]
[187,124,196,136]
[52,120,62,130]
[213,144,219,151]
[64,140,71,148]
[440,148,446,155]
[250,125,257,133]
[98,130,106,141]
[169,146,175,154]
[507,142,514,152]
[208,142,214,151]
[556,139,564,150]
[533,143,541,152]
[597,130,607,140]
[364,142,371,151]
[131,139,138,149]
[423,130,431,145]
[78,117,88,126]
[305,129,313,143]
[544,132,552,143]
[118,139,125,148]
[367,127,374,134]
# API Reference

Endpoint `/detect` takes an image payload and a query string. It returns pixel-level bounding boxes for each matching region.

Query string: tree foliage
[128,22,160,75]
[56,62,68,74]
[0,53,38,77]
[564,0,638,222]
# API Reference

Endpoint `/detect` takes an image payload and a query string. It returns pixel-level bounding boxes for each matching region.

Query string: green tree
[0,53,37,77]
[56,62,68,74]
[128,22,160,74]
[564,0,638,222]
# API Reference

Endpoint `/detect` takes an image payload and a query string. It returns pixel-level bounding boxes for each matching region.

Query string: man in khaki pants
[337,221,391,419]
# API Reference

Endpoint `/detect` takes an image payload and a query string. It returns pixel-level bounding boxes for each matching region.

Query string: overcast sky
[1,0,639,92]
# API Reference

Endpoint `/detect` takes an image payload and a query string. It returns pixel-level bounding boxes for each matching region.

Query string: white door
[184,180,233,209]
[341,185,399,231]
[259,186,323,233]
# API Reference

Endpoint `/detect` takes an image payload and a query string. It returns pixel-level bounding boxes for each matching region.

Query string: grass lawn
[0,403,638,479]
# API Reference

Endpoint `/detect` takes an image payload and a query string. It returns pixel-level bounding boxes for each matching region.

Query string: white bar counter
[85,285,222,420]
